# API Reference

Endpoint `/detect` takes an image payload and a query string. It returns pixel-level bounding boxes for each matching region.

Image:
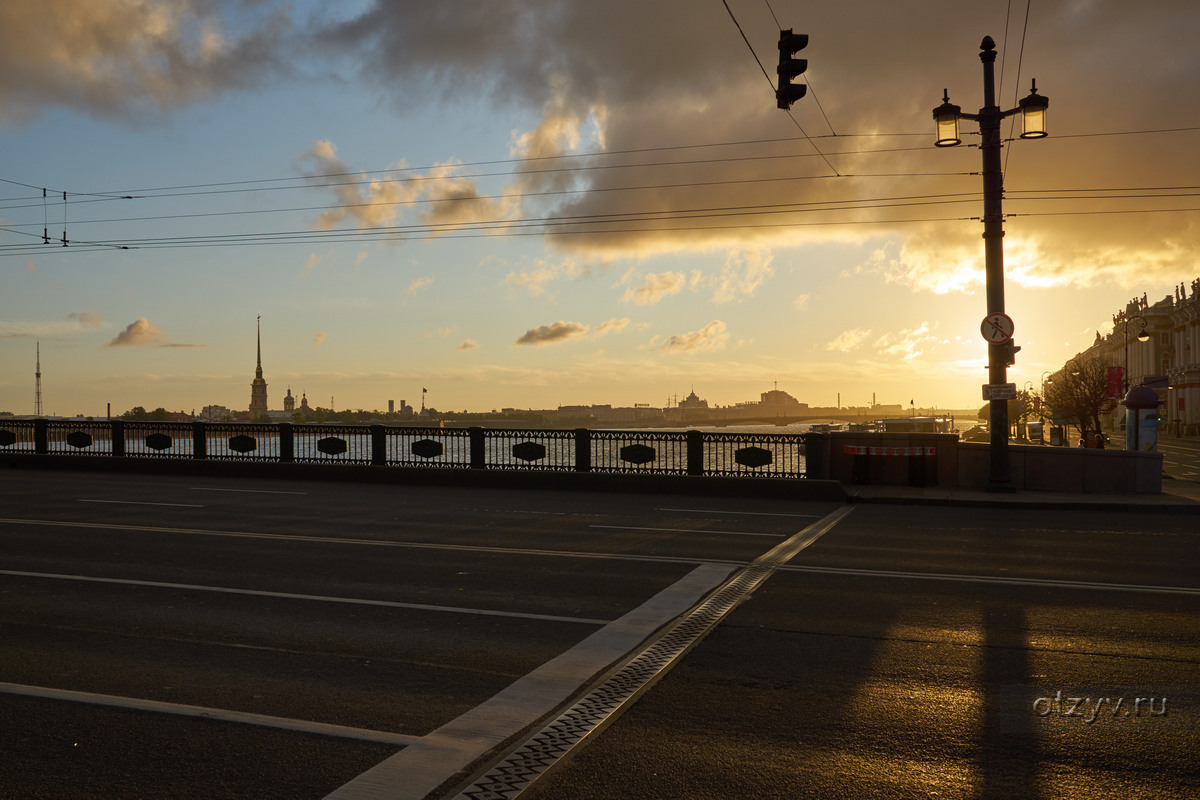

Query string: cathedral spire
[249,315,268,418]
[255,315,263,380]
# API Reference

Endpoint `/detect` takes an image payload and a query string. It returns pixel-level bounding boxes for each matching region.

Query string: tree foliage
[1043,357,1110,443]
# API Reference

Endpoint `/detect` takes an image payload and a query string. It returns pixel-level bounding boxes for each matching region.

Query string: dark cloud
[314,1,1200,287]
[0,0,289,122]
[661,320,728,354]
[515,321,589,346]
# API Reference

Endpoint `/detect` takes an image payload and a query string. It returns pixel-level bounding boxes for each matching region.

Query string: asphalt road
[0,469,842,799]
[2,468,1197,799]
[1156,436,1200,483]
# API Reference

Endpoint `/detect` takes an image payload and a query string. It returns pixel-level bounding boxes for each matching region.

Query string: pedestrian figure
[1094,433,1105,450]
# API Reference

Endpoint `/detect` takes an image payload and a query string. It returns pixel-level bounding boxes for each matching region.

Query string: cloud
[405,276,433,298]
[314,332,327,347]
[708,248,774,304]
[593,318,630,338]
[793,294,811,311]
[660,320,728,354]
[68,312,104,329]
[107,318,166,346]
[515,320,589,346]
[302,253,322,275]
[874,323,939,361]
[308,2,1200,291]
[456,339,479,351]
[503,257,585,297]
[620,270,687,305]
[295,143,513,235]
[0,0,287,122]
[826,328,872,353]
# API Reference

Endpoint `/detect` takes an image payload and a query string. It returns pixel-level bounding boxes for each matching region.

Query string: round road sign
[980,313,1014,344]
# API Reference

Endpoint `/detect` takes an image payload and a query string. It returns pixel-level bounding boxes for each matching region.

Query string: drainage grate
[451,507,853,800]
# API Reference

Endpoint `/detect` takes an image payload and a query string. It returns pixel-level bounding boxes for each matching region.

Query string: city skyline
[4,2,1200,417]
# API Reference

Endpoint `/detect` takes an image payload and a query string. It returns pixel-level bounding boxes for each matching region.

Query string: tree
[1044,357,1110,444]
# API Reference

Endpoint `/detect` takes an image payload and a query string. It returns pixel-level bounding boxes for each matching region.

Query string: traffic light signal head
[998,341,1021,367]
[776,29,808,110]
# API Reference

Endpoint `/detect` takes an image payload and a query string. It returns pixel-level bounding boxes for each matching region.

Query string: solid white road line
[77,499,204,508]
[0,681,416,746]
[780,564,1200,595]
[590,524,784,538]
[0,517,746,567]
[657,507,824,518]
[190,487,308,495]
[0,569,609,625]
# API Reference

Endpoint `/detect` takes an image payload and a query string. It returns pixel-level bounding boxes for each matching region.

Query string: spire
[249,316,268,417]
[255,315,263,379]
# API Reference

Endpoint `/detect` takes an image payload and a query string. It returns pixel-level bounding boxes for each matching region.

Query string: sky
[3,0,1200,417]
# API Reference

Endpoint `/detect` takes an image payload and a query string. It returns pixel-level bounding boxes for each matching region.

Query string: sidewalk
[846,475,1200,512]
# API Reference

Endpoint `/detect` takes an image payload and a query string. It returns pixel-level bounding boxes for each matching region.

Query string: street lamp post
[933,36,1049,492]
[1122,314,1150,392]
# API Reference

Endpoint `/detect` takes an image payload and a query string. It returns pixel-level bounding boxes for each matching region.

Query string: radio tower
[34,341,43,416]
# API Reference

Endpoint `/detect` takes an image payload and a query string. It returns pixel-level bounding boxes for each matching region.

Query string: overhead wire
[720,0,840,174]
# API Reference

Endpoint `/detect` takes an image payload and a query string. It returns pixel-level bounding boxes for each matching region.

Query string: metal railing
[0,419,814,479]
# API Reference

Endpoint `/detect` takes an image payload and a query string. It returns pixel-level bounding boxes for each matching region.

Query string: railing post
[192,421,207,460]
[574,428,591,472]
[280,423,294,463]
[34,418,48,454]
[370,424,386,466]
[111,420,125,457]
[686,429,704,476]
[468,427,486,470]
[804,433,827,479]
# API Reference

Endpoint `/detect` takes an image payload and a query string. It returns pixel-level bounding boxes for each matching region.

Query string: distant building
[676,389,711,423]
[200,404,234,421]
[1076,279,1200,435]
[678,389,709,410]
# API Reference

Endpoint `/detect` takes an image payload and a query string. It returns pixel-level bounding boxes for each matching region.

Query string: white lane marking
[780,564,1200,595]
[190,487,307,495]
[0,517,747,567]
[590,524,784,538]
[323,562,737,800]
[657,507,824,518]
[1,569,608,625]
[77,499,204,508]
[0,682,415,746]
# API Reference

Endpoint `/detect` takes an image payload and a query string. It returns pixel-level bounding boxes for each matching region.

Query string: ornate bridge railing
[0,420,814,479]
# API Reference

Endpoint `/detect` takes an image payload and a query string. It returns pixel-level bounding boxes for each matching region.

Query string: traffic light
[776,29,808,110]
[997,341,1021,367]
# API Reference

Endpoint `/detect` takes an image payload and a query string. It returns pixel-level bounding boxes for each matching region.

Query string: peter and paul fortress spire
[249,315,269,419]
